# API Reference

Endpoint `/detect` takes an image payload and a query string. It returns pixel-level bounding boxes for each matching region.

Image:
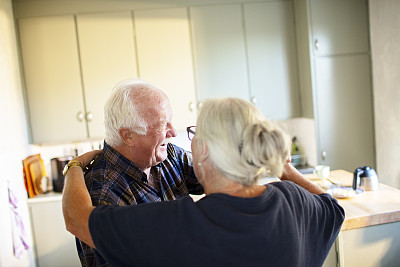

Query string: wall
[369,0,400,188]
[0,0,34,265]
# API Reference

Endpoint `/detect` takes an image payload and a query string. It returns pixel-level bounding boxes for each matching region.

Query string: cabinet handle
[86,112,94,122]
[188,101,195,112]
[197,101,203,110]
[77,111,84,122]
[315,39,319,51]
[321,150,327,161]
[251,97,257,104]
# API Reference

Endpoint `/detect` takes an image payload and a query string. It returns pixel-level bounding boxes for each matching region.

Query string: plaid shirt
[76,141,203,267]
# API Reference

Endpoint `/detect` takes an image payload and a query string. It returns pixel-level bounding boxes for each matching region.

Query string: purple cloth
[8,183,30,258]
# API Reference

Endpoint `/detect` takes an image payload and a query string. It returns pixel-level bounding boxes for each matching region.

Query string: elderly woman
[63,98,344,267]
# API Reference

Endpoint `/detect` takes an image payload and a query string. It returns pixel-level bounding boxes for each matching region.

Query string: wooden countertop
[305,170,400,231]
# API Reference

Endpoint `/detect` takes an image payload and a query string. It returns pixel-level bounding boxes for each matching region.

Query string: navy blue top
[77,142,203,266]
[89,180,345,267]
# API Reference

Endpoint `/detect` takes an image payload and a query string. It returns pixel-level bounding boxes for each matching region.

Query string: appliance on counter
[353,166,379,191]
[51,156,73,192]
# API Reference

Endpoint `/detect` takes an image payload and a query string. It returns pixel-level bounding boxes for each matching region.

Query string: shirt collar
[103,141,148,182]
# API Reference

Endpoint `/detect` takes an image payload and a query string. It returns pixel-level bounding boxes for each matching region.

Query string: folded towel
[8,182,30,259]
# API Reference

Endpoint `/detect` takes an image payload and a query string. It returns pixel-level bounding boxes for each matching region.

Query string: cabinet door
[134,8,197,130]
[310,0,369,56]
[28,198,80,266]
[190,4,249,102]
[314,54,375,171]
[244,1,300,120]
[18,16,86,143]
[77,12,138,139]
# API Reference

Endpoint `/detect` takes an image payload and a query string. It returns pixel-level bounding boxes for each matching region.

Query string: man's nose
[166,122,177,138]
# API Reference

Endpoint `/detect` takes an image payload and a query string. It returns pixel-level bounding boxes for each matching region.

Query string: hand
[72,149,102,168]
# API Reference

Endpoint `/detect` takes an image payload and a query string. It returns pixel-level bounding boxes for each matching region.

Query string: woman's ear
[119,128,135,145]
[194,139,209,162]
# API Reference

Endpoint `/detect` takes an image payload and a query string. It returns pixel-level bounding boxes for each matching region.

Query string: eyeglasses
[186,126,196,141]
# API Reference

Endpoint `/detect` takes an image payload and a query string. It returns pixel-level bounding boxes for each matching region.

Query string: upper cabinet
[244,1,300,119]
[18,12,138,143]
[18,16,87,143]
[134,8,197,130]
[190,4,249,101]
[16,0,304,144]
[76,11,138,139]
[310,0,369,56]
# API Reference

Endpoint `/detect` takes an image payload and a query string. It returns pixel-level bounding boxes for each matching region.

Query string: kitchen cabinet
[244,1,301,120]
[134,8,197,130]
[28,194,80,267]
[76,11,138,139]
[299,0,375,170]
[190,4,249,102]
[18,15,87,143]
[314,55,374,171]
[309,0,369,56]
[307,170,400,267]
[17,1,304,144]
[19,12,138,143]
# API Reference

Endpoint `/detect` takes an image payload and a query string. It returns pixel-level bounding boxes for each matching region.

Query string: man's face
[132,95,177,169]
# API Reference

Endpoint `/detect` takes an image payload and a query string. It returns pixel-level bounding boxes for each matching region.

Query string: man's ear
[119,128,135,145]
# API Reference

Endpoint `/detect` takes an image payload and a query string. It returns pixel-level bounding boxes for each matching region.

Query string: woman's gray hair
[196,98,290,185]
[104,79,149,147]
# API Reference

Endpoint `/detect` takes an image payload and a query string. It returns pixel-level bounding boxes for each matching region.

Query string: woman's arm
[62,150,102,248]
[279,162,325,195]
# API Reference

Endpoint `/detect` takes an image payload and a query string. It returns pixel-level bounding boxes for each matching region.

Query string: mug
[314,165,330,179]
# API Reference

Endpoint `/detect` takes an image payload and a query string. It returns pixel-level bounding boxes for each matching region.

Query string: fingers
[74,149,103,168]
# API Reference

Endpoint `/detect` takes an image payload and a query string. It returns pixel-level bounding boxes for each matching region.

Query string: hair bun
[240,121,290,178]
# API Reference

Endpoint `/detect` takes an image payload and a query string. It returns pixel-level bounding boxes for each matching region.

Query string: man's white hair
[104,79,156,147]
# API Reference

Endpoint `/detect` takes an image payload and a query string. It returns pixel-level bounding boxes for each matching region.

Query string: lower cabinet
[323,222,400,267]
[28,194,80,267]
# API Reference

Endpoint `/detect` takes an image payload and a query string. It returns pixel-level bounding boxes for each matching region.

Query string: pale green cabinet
[244,1,301,120]
[314,55,374,171]
[190,4,249,102]
[76,11,138,139]
[310,0,369,56]
[18,0,307,143]
[189,2,301,119]
[18,15,87,143]
[304,0,375,170]
[18,12,138,143]
[134,8,197,130]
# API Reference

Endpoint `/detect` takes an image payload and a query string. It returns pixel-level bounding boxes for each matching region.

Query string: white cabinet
[244,1,301,120]
[19,12,139,143]
[304,0,375,170]
[18,16,87,143]
[134,8,197,130]
[314,55,374,171]
[190,4,249,102]
[310,0,369,56]
[18,1,308,143]
[76,11,138,139]
[28,194,80,267]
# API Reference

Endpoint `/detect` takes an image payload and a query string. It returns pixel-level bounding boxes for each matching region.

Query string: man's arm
[279,162,325,195]
[62,150,102,248]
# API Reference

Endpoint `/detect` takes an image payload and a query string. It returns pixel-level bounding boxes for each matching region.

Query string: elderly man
[72,79,203,266]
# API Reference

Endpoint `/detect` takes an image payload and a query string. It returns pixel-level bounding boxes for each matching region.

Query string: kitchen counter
[305,169,400,231]
[305,170,400,267]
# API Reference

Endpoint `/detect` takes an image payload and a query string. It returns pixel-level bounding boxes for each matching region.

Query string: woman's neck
[203,172,266,198]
